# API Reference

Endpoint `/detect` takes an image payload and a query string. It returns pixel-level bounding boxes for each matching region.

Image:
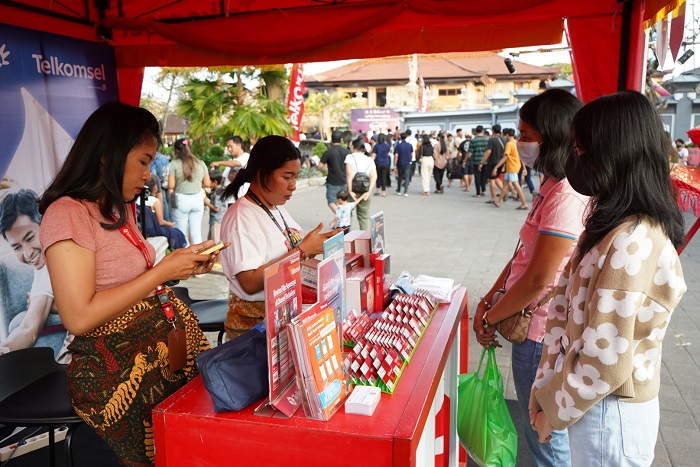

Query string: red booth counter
[153,288,469,467]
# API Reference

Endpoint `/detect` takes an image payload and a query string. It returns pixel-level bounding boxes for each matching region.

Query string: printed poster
[323,232,346,323]
[0,23,118,361]
[370,211,386,254]
[316,249,345,342]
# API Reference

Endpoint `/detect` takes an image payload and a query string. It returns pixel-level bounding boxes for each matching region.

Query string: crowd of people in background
[145,121,563,252]
[147,113,693,245]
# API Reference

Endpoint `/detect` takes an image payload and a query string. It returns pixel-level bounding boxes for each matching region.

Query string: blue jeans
[171,191,204,246]
[325,183,347,206]
[396,165,411,194]
[523,165,536,194]
[512,338,571,466]
[568,394,658,467]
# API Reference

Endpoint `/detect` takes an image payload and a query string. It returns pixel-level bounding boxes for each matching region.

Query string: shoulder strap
[352,154,369,174]
[502,239,556,310]
[501,240,522,288]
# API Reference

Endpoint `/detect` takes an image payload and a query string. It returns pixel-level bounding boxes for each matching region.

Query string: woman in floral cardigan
[530,91,686,466]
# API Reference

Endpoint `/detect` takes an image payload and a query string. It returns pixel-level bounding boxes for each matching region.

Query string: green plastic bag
[457,347,517,467]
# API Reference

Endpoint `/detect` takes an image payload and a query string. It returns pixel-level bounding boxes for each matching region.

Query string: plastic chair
[171,286,228,346]
[0,347,83,467]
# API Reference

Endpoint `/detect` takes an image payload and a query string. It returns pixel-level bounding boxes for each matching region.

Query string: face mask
[564,154,595,196]
[517,141,540,167]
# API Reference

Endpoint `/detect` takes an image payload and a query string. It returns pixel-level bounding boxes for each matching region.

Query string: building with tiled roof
[305,52,560,111]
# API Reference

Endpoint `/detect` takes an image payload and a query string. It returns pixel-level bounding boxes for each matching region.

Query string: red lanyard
[117,207,177,328]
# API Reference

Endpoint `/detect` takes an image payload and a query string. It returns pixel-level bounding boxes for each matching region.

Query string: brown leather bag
[489,241,554,345]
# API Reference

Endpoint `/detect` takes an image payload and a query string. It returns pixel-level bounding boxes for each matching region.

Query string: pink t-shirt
[506,177,589,342]
[40,197,155,294]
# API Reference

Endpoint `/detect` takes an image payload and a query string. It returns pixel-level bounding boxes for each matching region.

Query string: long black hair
[420,134,433,157]
[39,102,161,230]
[519,88,582,179]
[222,135,301,201]
[173,138,197,181]
[573,91,684,254]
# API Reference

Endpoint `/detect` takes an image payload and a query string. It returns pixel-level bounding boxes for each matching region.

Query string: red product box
[370,253,391,312]
[345,253,364,273]
[301,283,318,305]
[344,230,372,267]
[345,267,375,317]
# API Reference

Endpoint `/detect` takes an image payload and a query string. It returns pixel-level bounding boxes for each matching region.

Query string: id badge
[167,326,187,372]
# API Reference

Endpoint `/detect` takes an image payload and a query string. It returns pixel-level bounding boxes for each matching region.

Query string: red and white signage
[286,63,305,142]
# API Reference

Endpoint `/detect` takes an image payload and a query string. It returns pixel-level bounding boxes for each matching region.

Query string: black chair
[0,347,83,467]
[171,286,228,346]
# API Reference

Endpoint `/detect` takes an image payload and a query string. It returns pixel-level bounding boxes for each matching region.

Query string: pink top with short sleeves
[505,177,589,342]
[40,197,155,294]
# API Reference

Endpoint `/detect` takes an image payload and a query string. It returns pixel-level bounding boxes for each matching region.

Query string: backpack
[350,154,371,194]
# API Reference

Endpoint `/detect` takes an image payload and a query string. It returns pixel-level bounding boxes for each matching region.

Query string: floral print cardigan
[530,217,686,430]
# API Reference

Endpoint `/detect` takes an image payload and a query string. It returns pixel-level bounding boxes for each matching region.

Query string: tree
[304,91,354,140]
[140,68,197,138]
[176,67,293,144]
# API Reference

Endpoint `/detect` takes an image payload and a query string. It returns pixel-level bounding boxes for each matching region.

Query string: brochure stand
[153,288,470,467]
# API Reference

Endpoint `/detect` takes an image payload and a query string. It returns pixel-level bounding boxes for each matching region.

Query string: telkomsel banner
[0,23,118,361]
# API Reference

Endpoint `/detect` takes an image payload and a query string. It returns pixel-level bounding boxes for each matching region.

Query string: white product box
[344,385,381,416]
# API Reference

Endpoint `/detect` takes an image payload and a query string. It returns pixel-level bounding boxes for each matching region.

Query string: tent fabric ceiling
[0,0,680,68]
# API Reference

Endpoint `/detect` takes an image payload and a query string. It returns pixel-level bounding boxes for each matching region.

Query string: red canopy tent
[0,0,683,105]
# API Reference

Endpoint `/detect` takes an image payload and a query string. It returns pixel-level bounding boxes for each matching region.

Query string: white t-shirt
[222,152,250,203]
[679,147,689,165]
[222,152,250,187]
[406,136,418,161]
[345,152,376,179]
[220,196,303,302]
[30,265,54,300]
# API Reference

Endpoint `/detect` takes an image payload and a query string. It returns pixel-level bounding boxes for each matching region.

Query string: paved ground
[183,175,700,467]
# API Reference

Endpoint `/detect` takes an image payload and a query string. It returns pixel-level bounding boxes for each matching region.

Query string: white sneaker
[404,193,409,197]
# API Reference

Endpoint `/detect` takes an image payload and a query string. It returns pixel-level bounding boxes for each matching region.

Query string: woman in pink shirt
[39,102,222,465]
[472,89,589,466]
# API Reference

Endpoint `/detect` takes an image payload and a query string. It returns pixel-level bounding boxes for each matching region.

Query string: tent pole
[617,0,633,91]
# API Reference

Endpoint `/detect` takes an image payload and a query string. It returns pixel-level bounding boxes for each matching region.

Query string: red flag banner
[669,2,686,62]
[286,63,305,142]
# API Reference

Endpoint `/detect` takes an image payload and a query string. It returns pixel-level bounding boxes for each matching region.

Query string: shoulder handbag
[351,154,371,194]
[196,324,269,412]
[169,191,178,209]
[489,241,555,345]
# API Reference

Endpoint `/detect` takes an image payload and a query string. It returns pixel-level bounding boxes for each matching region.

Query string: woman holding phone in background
[220,135,341,338]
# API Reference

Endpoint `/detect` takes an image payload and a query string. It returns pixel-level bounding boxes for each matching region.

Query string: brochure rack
[153,288,470,467]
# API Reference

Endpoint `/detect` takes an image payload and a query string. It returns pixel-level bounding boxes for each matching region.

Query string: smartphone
[196,242,227,255]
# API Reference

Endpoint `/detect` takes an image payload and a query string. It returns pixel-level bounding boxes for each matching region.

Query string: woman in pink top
[39,102,223,465]
[472,89,589,466]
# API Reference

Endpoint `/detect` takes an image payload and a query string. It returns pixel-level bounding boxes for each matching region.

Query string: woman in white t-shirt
[473,89,590,467]
[345,137,377,231]
[220,136,341,338]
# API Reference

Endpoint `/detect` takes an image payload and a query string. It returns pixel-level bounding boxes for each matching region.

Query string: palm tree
[305,91,354,140]
[177,67,292,145]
